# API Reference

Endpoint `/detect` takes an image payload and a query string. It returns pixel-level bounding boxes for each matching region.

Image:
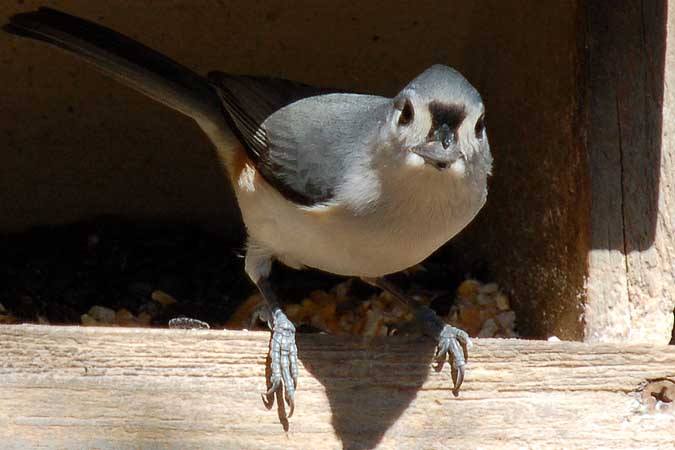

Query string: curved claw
[452,362,465,395]
[285,390,295,418]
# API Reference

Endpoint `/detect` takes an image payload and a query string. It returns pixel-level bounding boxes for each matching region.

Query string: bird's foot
[262,309,298,416]
[417,305,473,395]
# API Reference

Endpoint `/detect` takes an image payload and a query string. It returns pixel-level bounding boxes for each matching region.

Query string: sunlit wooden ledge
[0,324,673,449]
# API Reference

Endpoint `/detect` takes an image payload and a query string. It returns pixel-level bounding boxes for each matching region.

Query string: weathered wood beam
[0,325,673,449]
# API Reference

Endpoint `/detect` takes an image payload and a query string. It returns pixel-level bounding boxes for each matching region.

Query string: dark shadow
[298,335,437,450]
[586,1,667,253]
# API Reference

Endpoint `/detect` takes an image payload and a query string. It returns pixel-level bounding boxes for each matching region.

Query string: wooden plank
[0,325,673,449]
[585,0,675,343]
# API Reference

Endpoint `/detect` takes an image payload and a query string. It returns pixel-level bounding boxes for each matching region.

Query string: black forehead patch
[428,101,466,132]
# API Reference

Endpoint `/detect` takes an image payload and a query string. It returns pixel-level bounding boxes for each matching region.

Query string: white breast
[234,154,488,278]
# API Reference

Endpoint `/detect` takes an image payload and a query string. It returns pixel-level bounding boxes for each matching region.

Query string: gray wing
[209,73,388,206]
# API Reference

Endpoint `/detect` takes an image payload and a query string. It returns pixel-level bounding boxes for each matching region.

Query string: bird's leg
[365,276,473,395]
[255,276,298,416]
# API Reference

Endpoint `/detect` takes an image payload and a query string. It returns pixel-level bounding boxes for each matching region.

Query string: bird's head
[385,65,491,177]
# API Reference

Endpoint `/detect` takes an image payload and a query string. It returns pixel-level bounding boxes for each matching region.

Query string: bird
[4,7,492,417]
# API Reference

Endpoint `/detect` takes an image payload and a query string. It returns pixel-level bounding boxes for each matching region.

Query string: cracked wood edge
[0,325,674,450]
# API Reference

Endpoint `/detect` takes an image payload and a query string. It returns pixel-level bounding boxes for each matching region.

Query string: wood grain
[585,0,675,344]
[0,325,673,449]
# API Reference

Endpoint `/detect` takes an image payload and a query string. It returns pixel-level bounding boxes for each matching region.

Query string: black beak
[411,124,462,170]
[438,123,453,149]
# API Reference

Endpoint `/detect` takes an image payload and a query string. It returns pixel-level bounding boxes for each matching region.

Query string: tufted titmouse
[5,7,492,415]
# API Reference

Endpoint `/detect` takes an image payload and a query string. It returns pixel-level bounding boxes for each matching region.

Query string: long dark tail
[4,7,223,128]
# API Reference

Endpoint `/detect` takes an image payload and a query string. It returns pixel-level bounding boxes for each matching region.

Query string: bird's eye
[398,99,414,126]
[475,114,486,138]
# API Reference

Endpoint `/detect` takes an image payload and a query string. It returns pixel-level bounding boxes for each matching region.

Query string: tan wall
[0,0,586,338]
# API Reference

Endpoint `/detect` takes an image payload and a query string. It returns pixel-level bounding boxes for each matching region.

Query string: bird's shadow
[292,334,439,450]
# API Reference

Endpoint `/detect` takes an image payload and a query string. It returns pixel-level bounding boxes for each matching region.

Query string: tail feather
[4,7,223,127]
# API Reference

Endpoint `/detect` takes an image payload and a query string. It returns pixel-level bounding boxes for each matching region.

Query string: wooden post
[584,0,675,343]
